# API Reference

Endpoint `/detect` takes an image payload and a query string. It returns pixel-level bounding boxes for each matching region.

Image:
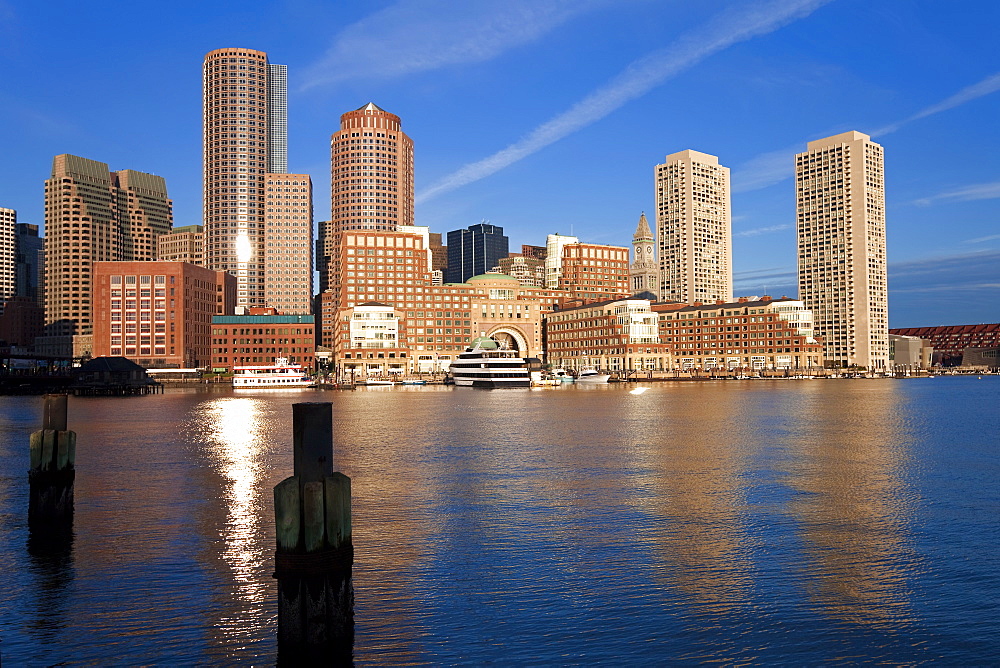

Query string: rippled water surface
[1,377,998,664]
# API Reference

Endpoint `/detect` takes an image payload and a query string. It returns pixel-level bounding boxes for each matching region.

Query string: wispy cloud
[889,249,1000,325]
[301,0,608,90]
[731,250,1000,324]
[733,70,1000,193]
[731,143,801,193]
[913,180,1000,206]
[964,233,1000,244]
[417,0,832,204]
[872,71,1000,136]
[734,223,792,237]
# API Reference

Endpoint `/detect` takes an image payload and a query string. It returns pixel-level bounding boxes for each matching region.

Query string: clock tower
[630,212,658,298]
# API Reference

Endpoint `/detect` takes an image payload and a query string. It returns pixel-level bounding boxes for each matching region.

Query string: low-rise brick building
[211,308,315,373]
[546,298,672,372]
[654,296,823,371]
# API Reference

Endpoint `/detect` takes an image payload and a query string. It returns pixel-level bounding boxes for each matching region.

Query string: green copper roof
[467,273,518,282]
[469,336,498,350]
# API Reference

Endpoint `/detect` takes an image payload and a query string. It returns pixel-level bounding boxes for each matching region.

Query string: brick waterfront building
[92,261,235,368]
[323,230,565,377]
[211,308,314,372]
[655,296,823,371]
[547,298,672,372]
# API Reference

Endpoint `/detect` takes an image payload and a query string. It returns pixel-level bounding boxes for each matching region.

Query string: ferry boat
[232,357,315,389]
[449,337,531,388]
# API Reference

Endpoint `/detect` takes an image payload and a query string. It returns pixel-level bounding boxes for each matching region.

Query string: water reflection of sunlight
[200,398,269,605]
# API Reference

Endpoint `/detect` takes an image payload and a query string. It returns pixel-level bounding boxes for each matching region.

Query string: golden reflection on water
[627,385,754,616]
[194,397,274,638]
[788,381,914,627]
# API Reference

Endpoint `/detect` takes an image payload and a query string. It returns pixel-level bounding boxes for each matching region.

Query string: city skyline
[1,1,998,327]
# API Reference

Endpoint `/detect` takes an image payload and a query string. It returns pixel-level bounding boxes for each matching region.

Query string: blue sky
[1,0,998,328]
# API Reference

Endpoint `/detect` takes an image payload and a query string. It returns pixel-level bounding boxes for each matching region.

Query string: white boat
[576,367,611,383]
[449,337,531,388]
[232,357,315,389]
[551,368,575,383]
[361,379,395,386]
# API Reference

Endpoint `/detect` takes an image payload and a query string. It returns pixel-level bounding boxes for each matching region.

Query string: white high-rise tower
[655,150,731,304]
[795,131,887,370]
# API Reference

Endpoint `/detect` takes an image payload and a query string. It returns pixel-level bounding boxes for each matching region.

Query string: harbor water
[1,377,998,664]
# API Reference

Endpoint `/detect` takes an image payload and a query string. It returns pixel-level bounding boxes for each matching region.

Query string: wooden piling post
[274,402,354,659]
[29,394,76,526]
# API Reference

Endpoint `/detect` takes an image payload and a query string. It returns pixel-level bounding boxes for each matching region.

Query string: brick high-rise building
[331,103,413,234]
[326,103,414,298]
[42,154,172,357]
[795,131,887,370]
[203,48,288,311]
[557,242,631,302]
[521,244,546,260]
[429,232,448,272]
[655,149,732,304]
[264,173,312,314]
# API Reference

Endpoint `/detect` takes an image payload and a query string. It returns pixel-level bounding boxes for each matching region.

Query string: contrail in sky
[416,0,833,204]
[732,69,1000,193]
[872,71,1000,136]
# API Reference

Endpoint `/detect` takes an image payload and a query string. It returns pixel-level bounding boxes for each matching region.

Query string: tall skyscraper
[795,131,888,370]
[264,173,313,314]
[655,149,731,304]
[331,103,413,234]
[43,154,172,356]
[0,207,15,315]
[326,103,414,297]
[15,222,44,304]
[316,219,336,294]
[630,212,658,297]
[203,48,288,311]
[445,222,509,284]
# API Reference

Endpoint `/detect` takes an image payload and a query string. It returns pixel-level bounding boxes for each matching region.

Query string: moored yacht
[576,367,611,383]
[449,337,531,388]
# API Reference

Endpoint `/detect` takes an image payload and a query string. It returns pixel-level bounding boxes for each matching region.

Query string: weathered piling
[274,402,354,659]
[28,394,76,526]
